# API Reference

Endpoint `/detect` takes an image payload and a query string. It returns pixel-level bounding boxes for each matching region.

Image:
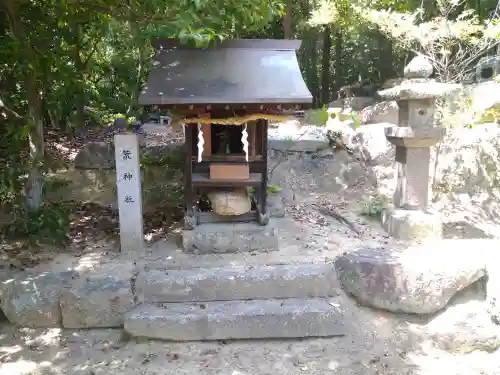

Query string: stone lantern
[377,55,461,241]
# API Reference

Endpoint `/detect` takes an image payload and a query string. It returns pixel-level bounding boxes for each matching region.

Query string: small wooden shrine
[139,38,312,228]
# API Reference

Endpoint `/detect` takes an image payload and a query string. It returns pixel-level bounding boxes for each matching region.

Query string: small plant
[315,105,361,128]
[360,193,387,218]
[248,184,281,196]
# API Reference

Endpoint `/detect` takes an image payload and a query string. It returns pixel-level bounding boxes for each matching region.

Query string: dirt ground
[2,122,500,374]
[1,283,499,375]
[1,200,500,375]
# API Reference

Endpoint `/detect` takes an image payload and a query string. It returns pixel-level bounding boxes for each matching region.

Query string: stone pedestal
[182,222,278,254]
[381,205,442,242]
[378,55,461,242]
[114,133,144,251]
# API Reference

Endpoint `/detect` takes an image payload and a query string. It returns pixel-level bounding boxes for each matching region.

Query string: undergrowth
[360,193,387,218]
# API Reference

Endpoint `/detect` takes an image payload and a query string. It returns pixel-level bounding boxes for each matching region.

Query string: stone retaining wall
[46,167,182,213]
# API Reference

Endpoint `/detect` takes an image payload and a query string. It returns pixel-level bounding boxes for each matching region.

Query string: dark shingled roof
[138,38,313,106]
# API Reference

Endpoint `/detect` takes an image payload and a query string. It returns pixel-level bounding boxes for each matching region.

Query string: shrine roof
[138,38,313,106]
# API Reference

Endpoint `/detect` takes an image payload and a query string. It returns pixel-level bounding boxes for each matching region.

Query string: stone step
[182,222,278,254]
[135,264,339,303]
[124,298,347,341]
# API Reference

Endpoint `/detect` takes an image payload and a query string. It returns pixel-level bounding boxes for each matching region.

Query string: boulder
[208,189,251,216]
[341,162,372,187]
[343,96,375,111]
[351,123,394,165]
[328,99,344,108]
[381,78,404,89]
[0,271,77,327]
[359,101,399,125]
[60,274,135,328]
[268,151,347,202]
[335,245,487,314]
[74,142,116,169]
[268,124,329,152]
[433,125,500,195]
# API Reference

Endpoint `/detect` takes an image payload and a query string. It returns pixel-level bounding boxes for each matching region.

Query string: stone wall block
[60,274,135,328]
[0,270,77,327]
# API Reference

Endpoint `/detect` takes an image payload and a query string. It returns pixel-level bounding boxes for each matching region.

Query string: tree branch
[0,98,23,119]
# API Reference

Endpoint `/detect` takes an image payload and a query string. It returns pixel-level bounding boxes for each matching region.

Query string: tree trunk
[73,23,86,129]
[321,25,331,106]
[283,0,293,39]
[307,33,319,107]
[5,0,45,212]
[333,29,343,95]
[127,28,147,116]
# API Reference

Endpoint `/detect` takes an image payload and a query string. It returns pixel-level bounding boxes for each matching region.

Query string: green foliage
[316,105,331,124]
[267,184,282,194]
[2,202,71,246]
[316,105,361,128]
[361,0,500,82]
[360,193,387,218]
[1,0,283,244]
[478,104,500,124]
[140,150,184,169]
[2,0,500,247]
[248,184,281,196]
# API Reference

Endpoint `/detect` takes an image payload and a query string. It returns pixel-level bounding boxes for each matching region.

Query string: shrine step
[124,298,347,341]
[134,264,339,303]
[182,222,278,254]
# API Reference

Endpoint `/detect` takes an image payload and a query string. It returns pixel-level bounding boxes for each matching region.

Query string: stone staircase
[124,264,347,341]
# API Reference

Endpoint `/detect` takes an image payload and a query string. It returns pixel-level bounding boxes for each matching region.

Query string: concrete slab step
[182,222,278,254]
[124,298,347,341]
[135,264,339,303]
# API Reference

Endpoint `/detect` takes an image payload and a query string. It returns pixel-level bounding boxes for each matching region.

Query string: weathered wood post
[114,121,144,251]
[378,55,461,242]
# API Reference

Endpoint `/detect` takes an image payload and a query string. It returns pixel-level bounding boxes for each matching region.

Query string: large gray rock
[0,271,76,327]
[74,141,116,169]
[343,96,376,110]
[268,148,348,202]
[135,264,339,303]
[60,275,135,328]
[351,123,394,165]
[268,124,329,152]
[335,245,487,314]
[359,101,399,125]
[182,222,279,254]
[124,298,348,341]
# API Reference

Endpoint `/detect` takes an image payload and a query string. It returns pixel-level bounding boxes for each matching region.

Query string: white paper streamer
[197,124,204,162]
[242,123,249,162]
